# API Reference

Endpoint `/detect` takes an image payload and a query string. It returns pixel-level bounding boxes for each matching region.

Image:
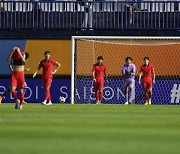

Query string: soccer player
[139,57,155,105]
[33,51,61,105]
[0,60,30,105]
[92,56,108,104]
[122,57,136,105]
[7,46,27,110]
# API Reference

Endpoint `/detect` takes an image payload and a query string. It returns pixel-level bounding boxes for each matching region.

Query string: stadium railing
[0,1,179,30]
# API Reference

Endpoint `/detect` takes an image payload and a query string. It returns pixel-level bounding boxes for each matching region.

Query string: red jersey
[140,64,154,82]
[38,59,59,78]
[12,51,26,61]
[92,63,106,82]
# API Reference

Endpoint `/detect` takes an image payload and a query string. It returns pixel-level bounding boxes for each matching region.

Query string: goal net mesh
[72,38,180,104]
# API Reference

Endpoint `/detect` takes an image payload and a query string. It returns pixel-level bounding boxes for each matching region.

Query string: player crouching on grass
[139,57,155,105]
[92,56,108,104]
[33,51,61,105]
[7,46,28,110]
[122,57,136,105]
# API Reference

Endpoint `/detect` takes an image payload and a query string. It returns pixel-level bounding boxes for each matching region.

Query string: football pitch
[0,104,180,154]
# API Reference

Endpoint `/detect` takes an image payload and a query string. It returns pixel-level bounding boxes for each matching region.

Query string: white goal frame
[71,36,180,104]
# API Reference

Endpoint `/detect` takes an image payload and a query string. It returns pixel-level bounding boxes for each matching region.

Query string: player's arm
[52,62,61,75]
[122,65,126,76]
[92,65,96,82]
[16,47,25,62]
[131,64,136,76]
[8,61,14,72]
[24,68,31,72]
[7,47,15,62]
[152,66,155,84]
[104,70,108,83]
[139,67,143,84]
[139,72,143,84]
[33,62,42,78]
[104,65,108,82]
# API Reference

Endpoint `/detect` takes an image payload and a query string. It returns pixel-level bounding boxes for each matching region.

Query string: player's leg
[98,81,104,104]
[42,87,49,105]
[94,82,100,104]
[11,74,18,100]
[23,82,28,104]
[147,82,153,105]
[95,90,100,104]
[42,78,48,105]
[45,78,53,105]
[11,86,20,109]
[11,73,20,109]
[98,90,103,104]
[124,83,129,105]
[19,88,24,110]
[128,81,135,104]
[45,86,52,105]
[142,82,149,105]
[18,72,25,110]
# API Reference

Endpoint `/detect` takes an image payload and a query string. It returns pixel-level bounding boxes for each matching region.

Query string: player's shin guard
[20,92,24,105]
[12,91,18,100]
[99,92,103,101]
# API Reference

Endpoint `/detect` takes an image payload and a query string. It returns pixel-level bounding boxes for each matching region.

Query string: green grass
[0,104,180,154]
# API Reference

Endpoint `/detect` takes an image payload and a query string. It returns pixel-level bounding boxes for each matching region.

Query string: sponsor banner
[0,79,71,103]
[75,79,180,104]
[0,79,179,104]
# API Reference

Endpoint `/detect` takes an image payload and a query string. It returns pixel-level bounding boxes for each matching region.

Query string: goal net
[71,37,180,104]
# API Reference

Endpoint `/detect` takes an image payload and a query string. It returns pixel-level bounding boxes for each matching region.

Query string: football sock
[45,90,50,101]
[12,91,18,100]
[95,93,99,101]
[149,91,152,99]
[20,92,24,105]
[48,91,51,101]
[99,92,103,101]
[144,92,149,101]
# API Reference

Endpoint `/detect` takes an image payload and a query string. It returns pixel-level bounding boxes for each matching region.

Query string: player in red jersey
[7,46,27,110]
[0,60,30,105]
[139,57,155,105]
[33,51,61,105]
[92,56,108,104]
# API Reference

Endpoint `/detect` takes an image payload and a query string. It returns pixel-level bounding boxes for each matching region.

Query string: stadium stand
[0,0,179,37]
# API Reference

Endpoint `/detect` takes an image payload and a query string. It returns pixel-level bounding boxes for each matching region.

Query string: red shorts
[42,77,52,88]
[11,71,25,89]
[142,81,153,91]
[93,81,104,91]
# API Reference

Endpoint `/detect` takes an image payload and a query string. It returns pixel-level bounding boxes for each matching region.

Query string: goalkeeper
[122,57,136,105]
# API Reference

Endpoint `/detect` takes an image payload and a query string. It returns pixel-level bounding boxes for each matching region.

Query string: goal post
[71,36,180,105]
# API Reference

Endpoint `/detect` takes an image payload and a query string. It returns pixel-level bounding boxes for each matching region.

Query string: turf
[0,104,180,154]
